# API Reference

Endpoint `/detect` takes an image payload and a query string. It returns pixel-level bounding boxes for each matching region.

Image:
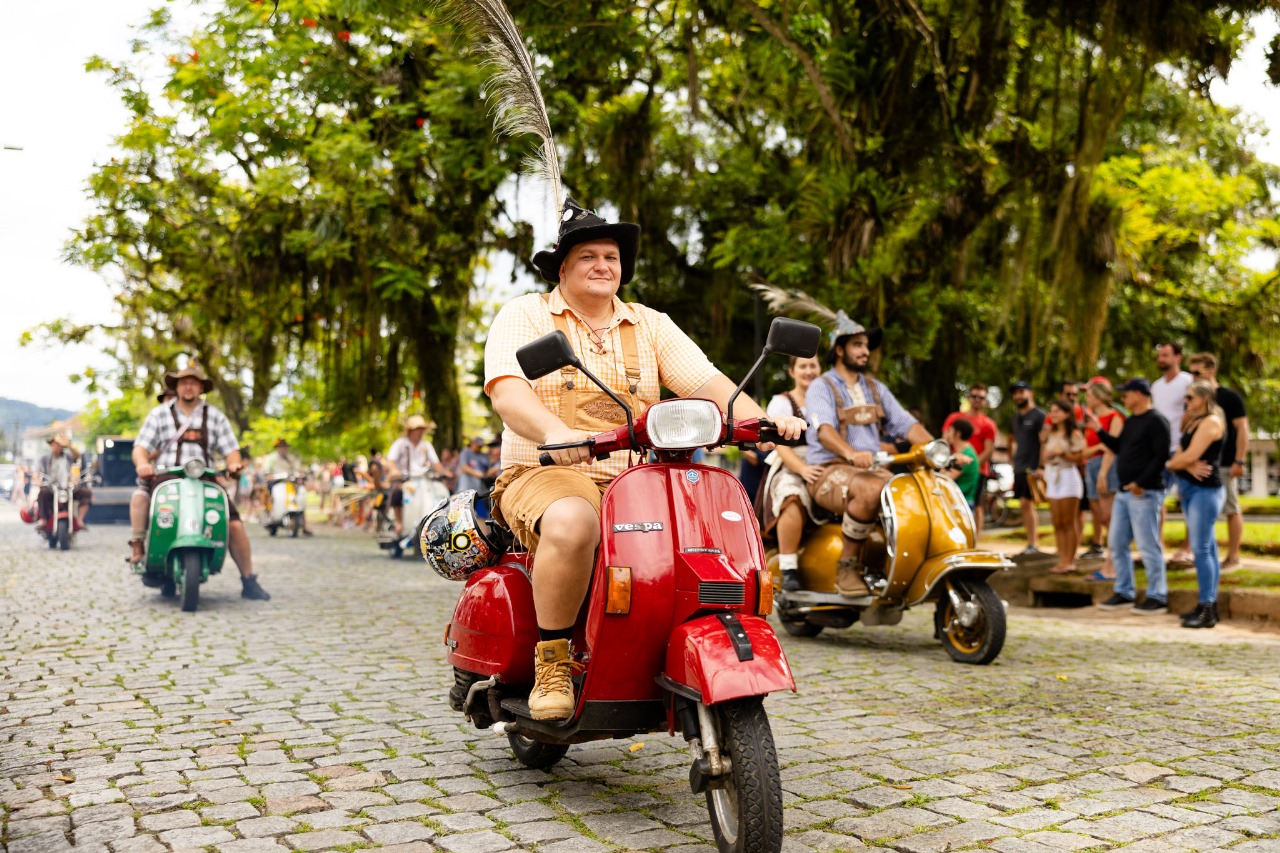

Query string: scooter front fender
[664,614,795,705]
[904,550,1014,606]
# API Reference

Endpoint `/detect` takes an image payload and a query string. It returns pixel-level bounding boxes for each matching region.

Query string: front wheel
[267,524,279,537]
[776,614,823,638]
[179,550,202,613]
[57,519,71,550]
[935,579,1006,665]
[705,698,783,853]
[507,732,569,770]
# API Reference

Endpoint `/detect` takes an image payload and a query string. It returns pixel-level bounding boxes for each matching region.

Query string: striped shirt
[136,401,240,468]
[805,370,917,465]
[484,288,720,482]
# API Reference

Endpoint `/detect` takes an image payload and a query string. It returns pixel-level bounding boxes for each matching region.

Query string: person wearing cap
[128,364,270,601]
[157,386,177,405]
[1087,378,1171,614]
[484,199,807,721]
[804,313,933,597]
[1007,381,1046,555]
[34,433,93,532]
[263,438,314,536]
[385,414,445,537]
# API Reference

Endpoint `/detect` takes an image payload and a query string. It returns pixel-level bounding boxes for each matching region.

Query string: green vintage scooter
[131,459,229,612]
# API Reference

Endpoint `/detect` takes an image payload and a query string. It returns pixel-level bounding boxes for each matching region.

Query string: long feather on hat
[747,275,839,326]
[449,1,564,224]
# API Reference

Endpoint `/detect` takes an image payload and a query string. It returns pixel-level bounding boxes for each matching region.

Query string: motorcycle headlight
[183,459,206,479]
[924,439,952,470]
[646,399,723,450]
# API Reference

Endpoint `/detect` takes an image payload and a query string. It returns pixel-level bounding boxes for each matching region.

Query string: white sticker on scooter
[156,511,174,529]
[721,511,742,522]
[204,487,220,499]
[205,510,221,524]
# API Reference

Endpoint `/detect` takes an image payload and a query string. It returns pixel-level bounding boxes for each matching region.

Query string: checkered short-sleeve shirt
[135,401,240,468]
[484,288,720,482]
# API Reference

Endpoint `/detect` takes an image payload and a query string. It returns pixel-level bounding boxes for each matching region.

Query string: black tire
[267,524,278,537]
[47,527,58,549]
[935,579,1006,665]
[161,577,176,598]
[987,495,1012,528]
[290,514,301,537]
[507,732,569,770]
[705,698,783,853]
[56,519,70,550]
[179,550,202,613]
[776,614,823,638]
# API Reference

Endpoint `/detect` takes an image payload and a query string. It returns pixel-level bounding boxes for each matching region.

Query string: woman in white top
[1041,398,1086,574]
[758,356,823,591]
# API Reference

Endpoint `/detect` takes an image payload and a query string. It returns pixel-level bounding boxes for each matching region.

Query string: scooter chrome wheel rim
[941,588,984,653]
[708,781,741,846]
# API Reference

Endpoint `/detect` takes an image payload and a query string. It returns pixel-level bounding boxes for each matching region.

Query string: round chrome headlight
[924,439,952,470]
[646,399,723,450]
[183,459,207,479]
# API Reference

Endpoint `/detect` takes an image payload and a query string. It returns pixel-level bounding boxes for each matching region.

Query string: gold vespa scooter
[769,439,1014,664]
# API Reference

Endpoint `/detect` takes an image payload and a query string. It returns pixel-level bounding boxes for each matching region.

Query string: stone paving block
[213,840,292,853]
[533,839,611,853]
[436,792,504,812]
[891,820,1017,853]
[1017,831,1100,850]
[109,837,167,853]
[1108,761,1175,784]
[264,795,329,815]
[157,825,237,847]
[788,829,868,851]
[282,828,364,850]
[138,810,201,831]
[237,815,300,837]
[295,808,370,829]
[435,830,518,853]
[579,811,663,839]
[365,803,437,821]
[990,807,1071,831]
[362,821,438,844]
[1059,811,1184,842]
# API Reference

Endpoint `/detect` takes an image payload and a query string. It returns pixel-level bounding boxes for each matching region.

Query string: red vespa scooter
[441,318,820,853]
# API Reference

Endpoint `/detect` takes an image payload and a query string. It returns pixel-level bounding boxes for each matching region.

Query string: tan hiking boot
[834,557,870,597]
[529,639,575,721]
[126,538,145,565]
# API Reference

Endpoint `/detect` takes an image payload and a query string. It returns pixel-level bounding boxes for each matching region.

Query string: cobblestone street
[3,513,1279,853]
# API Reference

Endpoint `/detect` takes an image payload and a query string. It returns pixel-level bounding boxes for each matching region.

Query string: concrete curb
[987,554,1280,629]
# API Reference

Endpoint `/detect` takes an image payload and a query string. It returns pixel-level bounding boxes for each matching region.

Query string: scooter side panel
[664,614,795,704]
[883,475,928,599]
[447,564,539,684]
[904,551,1009,605]
[145,481,183,573]
[583,466,677,702]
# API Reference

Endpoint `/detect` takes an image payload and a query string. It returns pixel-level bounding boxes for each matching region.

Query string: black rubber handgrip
[758,428,805,447]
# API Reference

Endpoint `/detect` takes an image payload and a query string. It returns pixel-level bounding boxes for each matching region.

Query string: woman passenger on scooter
[484,199,807,721]
[1041,398,1087,574]
[758,355,823,592]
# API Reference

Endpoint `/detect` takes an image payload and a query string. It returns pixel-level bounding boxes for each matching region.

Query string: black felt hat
[531,198,640,285]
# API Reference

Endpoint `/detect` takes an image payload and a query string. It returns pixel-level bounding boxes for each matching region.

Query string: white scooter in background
[264,475,308,537]
[391,472,449,558]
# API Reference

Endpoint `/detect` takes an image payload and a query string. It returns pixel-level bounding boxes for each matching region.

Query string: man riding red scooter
[482,200,808,720]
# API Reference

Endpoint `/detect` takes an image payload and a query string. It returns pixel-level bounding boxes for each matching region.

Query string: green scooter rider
[126,364,271,601]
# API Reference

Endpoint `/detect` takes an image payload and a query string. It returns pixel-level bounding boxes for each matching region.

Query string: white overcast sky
[1,3,1278,412]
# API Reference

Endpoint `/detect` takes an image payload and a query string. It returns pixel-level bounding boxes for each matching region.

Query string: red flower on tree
[301,17,317,27]
[336,30,351,42]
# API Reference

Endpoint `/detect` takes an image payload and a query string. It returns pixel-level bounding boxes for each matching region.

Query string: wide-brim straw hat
[531,198,640,285]
[404,414,435,431]
[164,364,214,393]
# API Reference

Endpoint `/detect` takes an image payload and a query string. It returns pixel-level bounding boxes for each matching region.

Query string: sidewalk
[981,537,1280,631]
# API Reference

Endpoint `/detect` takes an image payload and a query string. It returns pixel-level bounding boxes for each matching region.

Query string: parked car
[85,437,136,525]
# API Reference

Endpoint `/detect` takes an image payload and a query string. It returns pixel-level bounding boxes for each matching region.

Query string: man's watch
[1235,459,1246,466]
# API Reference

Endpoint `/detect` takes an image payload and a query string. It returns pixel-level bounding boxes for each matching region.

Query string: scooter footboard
[663,614,794,704]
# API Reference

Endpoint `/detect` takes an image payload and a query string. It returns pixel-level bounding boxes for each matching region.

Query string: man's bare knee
[539,497,600,551]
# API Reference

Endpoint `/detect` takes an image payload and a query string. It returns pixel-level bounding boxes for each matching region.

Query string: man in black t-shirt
[1007,382,1047,555]
[1187,353,1249,568]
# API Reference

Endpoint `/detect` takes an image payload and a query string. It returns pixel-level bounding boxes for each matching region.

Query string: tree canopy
[46,0,1280,446]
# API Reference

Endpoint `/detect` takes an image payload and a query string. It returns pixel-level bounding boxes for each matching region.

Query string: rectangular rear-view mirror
[517,330,579,381]
[766,317,821,359]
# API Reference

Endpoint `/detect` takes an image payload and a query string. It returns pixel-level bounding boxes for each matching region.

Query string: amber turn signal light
[606,566,632,614]
[756,569,773,616]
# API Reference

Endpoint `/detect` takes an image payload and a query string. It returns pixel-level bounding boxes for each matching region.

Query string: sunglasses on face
[969,394,986,401]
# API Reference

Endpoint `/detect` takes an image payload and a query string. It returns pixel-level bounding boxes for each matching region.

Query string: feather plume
[448,0,564,223]
[747,275,839,326]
